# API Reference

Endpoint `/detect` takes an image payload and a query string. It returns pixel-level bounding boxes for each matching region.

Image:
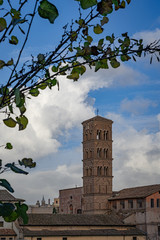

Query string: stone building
[59,115,113,214]
[82,116,113,214]
[109,184,160,240]
[19,213,146,240]
[28,197,59,214]
[59,187,83,214]
[58,115,160,239]
[0,190,25,240]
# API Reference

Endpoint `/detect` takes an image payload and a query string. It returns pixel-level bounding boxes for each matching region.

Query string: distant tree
[0,0,159,223]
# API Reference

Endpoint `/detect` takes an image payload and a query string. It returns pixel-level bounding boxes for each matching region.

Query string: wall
[59,187,83,214]
[24,235,146,240]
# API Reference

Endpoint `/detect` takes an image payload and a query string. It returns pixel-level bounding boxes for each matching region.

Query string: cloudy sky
[0,0,160,205]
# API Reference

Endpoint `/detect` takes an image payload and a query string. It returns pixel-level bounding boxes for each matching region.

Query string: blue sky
[0,0,160,204]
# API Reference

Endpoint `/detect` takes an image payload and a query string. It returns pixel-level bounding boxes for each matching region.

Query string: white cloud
[0,63,158,203]
[133,28,160,45]
[107,113,160,190]
[120,97,157,115]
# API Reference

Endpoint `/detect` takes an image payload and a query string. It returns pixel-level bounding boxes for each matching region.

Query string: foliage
[0,0,159,223]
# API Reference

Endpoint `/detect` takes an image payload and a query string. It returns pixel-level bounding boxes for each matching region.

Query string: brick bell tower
[82,115,113,214]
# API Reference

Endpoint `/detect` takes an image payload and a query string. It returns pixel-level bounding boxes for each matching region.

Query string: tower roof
[82,115,113,125]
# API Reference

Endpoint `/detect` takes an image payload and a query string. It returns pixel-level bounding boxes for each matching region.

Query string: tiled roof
[109,184,160,200]
[19,213,124,226]
[82,115,113,124]
[0,190,24,202]
[0,229,17,236]
[23,228,146,237]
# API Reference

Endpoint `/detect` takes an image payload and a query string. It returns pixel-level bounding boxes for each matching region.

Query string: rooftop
[109,184,160,200]
[19,213,124,226]
[0,190,24,202]
[23,228,146,237]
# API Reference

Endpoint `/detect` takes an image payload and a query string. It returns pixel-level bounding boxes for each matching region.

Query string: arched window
[90,149,92,158]
[97,148,102,158]
[86,168,88,176]
[97,167,101,176]
[89,168,92,176]
[97,130,101,139]
[104,149,108,159]
[69,204,73,214]
[104,130,108,140]
[104,166,108,176]
[86,150,88,159]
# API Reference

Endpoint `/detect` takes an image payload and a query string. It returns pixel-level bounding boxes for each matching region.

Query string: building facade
[82,116,113,214]
[109,185,160,240]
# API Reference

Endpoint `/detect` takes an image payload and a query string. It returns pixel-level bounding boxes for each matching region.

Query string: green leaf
[37,53,45,63]
[19,105,26,115]
[120,0,125,8]
[9,36,18,45]
[110,58,120,68]
[19,158,36,168]
[0,60,5,69]
[97,1,113,16]
[0,179,14,193]
[29,88,40,97]
[112,0,119,7]
[52,65,58,72]
[14,88,21,107]
[72,65,86,75]
[0,203,15,217]
[38,82,48,90]
[70,31,77,41]
[101,16,109,26]
[80,0,97,9]
[126,0,131,4]
[4,211,18,222]
[86,36,93,44]
[17,115,28,130]
[38,0,59,24]
[67,72,79,81]
[120,54,131,61]
[0,18,7,32]
[15,203,28,224]
[5,163,28,175]
[94,24,103,34]
[5,143,13,150]
[6,58,14,66]
[95,59,108,72]
[3,118,17,128]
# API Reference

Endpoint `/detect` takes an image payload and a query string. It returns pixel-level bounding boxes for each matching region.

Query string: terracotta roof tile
[0,190,24,202]
[19,213,124,226]
[109,184,160,200]
[23,228,146,237]
[0,229,17,236]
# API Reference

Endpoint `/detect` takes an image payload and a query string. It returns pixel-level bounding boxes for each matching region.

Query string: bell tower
[82,116,113,214]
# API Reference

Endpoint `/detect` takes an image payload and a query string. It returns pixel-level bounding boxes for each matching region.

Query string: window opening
[0,222,3,227]
[137,199,143,208]
[104,130,108,140]
[97,130,101,139]
[128,199,133,209]
[120,200,125,209]
[151,198,154,208]
[104,149,108,159]
[69,204,73,214]
[157,199,160,208]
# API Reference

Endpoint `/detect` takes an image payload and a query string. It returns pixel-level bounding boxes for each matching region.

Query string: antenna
[96,109,99,116]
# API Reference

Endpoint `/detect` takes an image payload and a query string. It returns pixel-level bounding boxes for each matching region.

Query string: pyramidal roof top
[82,115,113,124]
